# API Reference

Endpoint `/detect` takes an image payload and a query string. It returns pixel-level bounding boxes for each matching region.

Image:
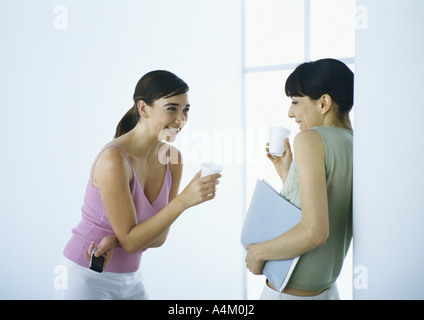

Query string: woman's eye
[184,108,190,113]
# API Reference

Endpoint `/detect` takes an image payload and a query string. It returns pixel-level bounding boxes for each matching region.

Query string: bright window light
[244,0,305,67]
[310,0,356,60]
[243,0,356,300]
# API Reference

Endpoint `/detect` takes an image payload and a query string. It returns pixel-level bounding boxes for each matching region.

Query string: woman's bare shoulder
[92,145,133,186]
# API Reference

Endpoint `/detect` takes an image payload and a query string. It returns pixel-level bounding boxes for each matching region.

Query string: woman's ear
[137,100,149,119]
[320,94,333,115]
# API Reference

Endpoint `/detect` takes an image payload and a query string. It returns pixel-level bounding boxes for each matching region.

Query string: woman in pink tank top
[60,71,221,300]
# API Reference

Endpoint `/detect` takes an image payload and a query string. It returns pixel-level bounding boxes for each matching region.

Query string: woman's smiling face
[288,96,323,131]
[147,93,190,142]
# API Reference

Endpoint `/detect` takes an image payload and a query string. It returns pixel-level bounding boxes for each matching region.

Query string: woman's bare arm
[245,130,329,274]
[94,147,219,254]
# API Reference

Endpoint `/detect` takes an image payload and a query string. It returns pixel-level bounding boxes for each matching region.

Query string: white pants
[260,282,340,300]
[55,257,148,300]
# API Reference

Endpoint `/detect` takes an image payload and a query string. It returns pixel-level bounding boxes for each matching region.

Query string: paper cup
[269,127,291,156]
[201,162,223,177]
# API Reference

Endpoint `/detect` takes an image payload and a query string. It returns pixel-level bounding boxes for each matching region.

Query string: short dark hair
[285,58,354,114]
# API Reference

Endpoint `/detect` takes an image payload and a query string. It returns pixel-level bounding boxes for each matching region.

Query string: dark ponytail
[114,106,140,139]
[285,58,354,114]
[114,70,189,139]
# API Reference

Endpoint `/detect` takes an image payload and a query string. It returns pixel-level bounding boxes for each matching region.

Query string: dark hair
[114,70,189,138]
[285,58,354,114]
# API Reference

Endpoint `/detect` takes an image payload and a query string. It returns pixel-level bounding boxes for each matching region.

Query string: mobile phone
[89,248,105,273]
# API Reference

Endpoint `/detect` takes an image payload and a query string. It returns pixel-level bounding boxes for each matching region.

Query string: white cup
[269,127,291,156]
[201,162,223,177]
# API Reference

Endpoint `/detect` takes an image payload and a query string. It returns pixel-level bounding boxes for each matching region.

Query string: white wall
[353,0,424,299]
[0,0,244,299]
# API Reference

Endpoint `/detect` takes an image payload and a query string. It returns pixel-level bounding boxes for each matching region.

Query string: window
[242,0,355,299]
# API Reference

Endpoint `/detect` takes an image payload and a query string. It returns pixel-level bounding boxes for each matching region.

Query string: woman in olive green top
[245,59,354,300]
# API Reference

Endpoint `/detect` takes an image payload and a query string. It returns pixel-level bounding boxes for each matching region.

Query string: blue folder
[241,179,302,292]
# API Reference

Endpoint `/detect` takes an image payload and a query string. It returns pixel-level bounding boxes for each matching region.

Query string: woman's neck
[324,113,352,130]
[117,122,163,159]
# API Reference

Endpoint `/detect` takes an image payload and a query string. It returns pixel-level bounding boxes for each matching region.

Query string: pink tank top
[63,145,172,273]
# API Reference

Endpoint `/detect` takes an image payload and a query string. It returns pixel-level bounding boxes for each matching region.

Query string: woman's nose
[175,111,186,125]
[288,104,295,118]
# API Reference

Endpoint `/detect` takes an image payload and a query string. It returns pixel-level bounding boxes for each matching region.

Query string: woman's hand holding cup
[178,164,222,209]
[266,138,292,184]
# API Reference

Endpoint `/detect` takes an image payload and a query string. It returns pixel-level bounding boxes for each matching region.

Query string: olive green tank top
[282,126,353,291]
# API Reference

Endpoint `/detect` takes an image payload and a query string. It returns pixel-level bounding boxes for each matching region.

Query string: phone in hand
[89,248,105,273]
